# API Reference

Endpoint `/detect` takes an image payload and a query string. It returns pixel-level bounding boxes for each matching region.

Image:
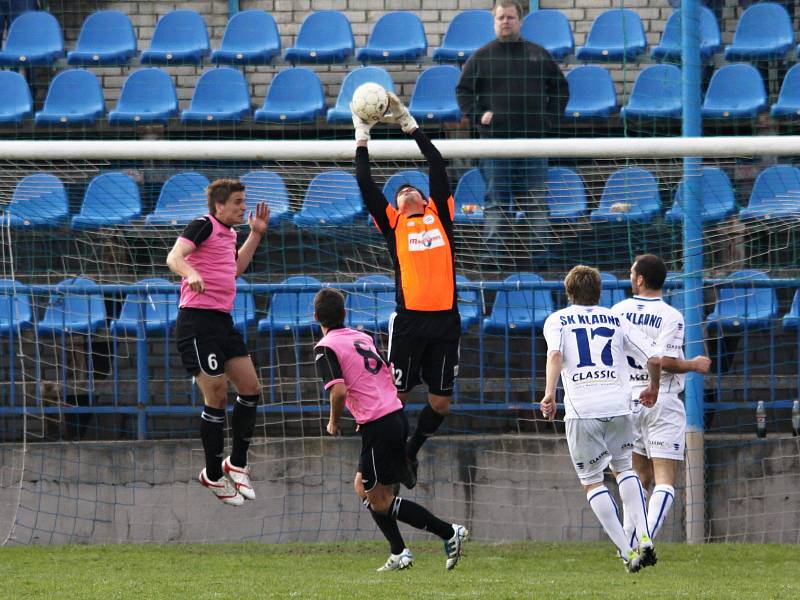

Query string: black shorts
[359,409,409,492]
[175,308,248,376]
[388,311,460,396]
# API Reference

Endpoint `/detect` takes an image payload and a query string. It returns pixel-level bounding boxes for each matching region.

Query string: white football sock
[617,470,651,542]
[622,487,646,547]
[587,486,631,556]
[647,484,675,540]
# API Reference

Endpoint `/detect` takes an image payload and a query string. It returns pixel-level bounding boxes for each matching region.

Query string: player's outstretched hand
[692,355,712,375]
[326,421,341,436]
[540,392,556,422]
[351,111,374,142]
[381,92,418,134]
[186,271,205,293]
[639,385,658,408]
[248,201,270,235]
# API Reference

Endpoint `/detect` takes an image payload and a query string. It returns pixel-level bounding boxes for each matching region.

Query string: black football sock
[391,496,454,540]
[365,500,406,555]
[200,405,226,481]
[406,404,445,460]
[231,394,259,468]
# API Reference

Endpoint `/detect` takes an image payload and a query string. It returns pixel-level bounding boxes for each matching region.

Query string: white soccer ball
[351,82,389,123]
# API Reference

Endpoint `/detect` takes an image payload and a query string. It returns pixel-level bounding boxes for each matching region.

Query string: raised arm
[662,355,711,375]
[410,128,452,217]
[355,141,391,232]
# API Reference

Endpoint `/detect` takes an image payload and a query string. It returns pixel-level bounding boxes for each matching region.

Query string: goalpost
[1,136,799,546]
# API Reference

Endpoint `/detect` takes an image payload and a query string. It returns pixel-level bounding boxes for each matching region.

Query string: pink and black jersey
[177,214,238,313]
[315,327,402,425]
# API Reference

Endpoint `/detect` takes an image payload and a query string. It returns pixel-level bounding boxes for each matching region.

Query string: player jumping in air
[540,265,661,572]
[166,179,269,506]
[353,93,460,489]
[612,254,711,546]
[313,288,468,572]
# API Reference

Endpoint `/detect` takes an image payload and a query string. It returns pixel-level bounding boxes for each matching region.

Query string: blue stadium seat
[382,170,429,205]
[702,64,767,119]
[7,173,68,229]
[240,170,291,226]
[327,66,395,123]
[651,7,721,61]
[257,276,320,333]
[482,273,553,334]
[575,8,647,62]
[67,10,137,66]
[409,65,461,123]
[293,171,363,227]
[346,274,394,332]
[739,165,800,221]
[0,279,33,335]
[725,2,793,61]
[599,272,626,308]
[145,172,210,226]
[357,11,427,63]
[456,274,482,331]
[0,11,64,66]
[590,167,661,224]
[665,167,736,223]
[108,68,179,125]
[71,172,142,230]
[564,66,617,119]
[707,270,778,331]
[140,10,210,65]
[233,277,258,333]
[663,274,685,313]
[521,9,574,60]
[211,10,280,65]
[0,70,32,124]
[284,11,354,64]
[453,168,486,224]
[781,289,800,329]
[181,68,251,123]
[34,69,104,126]
[110,278,178,336]
[621,64,682,119]
[38,277,106,335]
[432,9,494,63]
[770,65,800,119]
[546,167,587,222]
[254,67,325,123]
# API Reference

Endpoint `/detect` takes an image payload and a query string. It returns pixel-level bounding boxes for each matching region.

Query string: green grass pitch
[1,541,797,599]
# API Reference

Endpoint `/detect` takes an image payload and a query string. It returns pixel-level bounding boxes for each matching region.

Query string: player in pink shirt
[313,288,468,572]
[166,179,269,507]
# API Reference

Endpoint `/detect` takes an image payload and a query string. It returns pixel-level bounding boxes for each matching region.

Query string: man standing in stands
[456,0,569,270]
[167,179,269,506]
[353,93,459,489]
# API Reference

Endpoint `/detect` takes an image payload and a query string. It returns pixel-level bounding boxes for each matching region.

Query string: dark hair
[314,288,346,329]
[207,179,245,214]
[395,184,425,201]
[493,0,523,19]
[633,254,667,291]
[564,265,601,306]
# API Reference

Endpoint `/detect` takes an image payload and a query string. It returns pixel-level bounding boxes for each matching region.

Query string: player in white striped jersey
[612,254,711,546]
[541,265,662,572]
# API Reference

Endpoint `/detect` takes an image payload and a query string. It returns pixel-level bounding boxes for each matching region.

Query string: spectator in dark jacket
[456,0,568,271]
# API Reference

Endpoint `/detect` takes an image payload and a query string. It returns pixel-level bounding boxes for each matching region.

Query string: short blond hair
[493,0,523,19]
[564,265,601,306]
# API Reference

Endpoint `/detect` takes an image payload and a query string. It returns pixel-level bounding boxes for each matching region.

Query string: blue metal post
[136,296,148,440]
[228,1,239,17]
[682,0,705,544]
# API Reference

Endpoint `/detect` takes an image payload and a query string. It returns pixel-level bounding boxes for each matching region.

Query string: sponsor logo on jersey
[621,442,634,449]
[423,214,435,225]
[673,443,681,450]
[407,228,445,252]
[576,462,585,470]
[572,369,617,382]
[649,440,667,447]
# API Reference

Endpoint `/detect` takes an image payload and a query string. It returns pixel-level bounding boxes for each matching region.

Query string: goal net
[0,137,798,545]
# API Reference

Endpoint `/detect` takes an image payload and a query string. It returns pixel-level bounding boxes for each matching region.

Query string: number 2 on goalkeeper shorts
[393,367,403,386]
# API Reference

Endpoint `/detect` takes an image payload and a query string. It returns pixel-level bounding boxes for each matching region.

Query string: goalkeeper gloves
[351,111,374,142]
[381,92,418,134]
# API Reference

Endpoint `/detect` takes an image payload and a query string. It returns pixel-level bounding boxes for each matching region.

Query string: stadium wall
[3,435,798,545]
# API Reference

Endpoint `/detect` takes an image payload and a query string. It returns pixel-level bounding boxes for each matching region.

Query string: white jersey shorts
[565,415,635,485]
[632,393,686,460]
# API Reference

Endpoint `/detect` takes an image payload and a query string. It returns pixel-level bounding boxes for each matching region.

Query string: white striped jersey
[543,304,660,420]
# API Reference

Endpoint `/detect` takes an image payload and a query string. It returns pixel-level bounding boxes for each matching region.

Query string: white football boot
[377,548,414,572]
[199,468,244,506]
[223,456,256,501]
[444,524,469,570]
